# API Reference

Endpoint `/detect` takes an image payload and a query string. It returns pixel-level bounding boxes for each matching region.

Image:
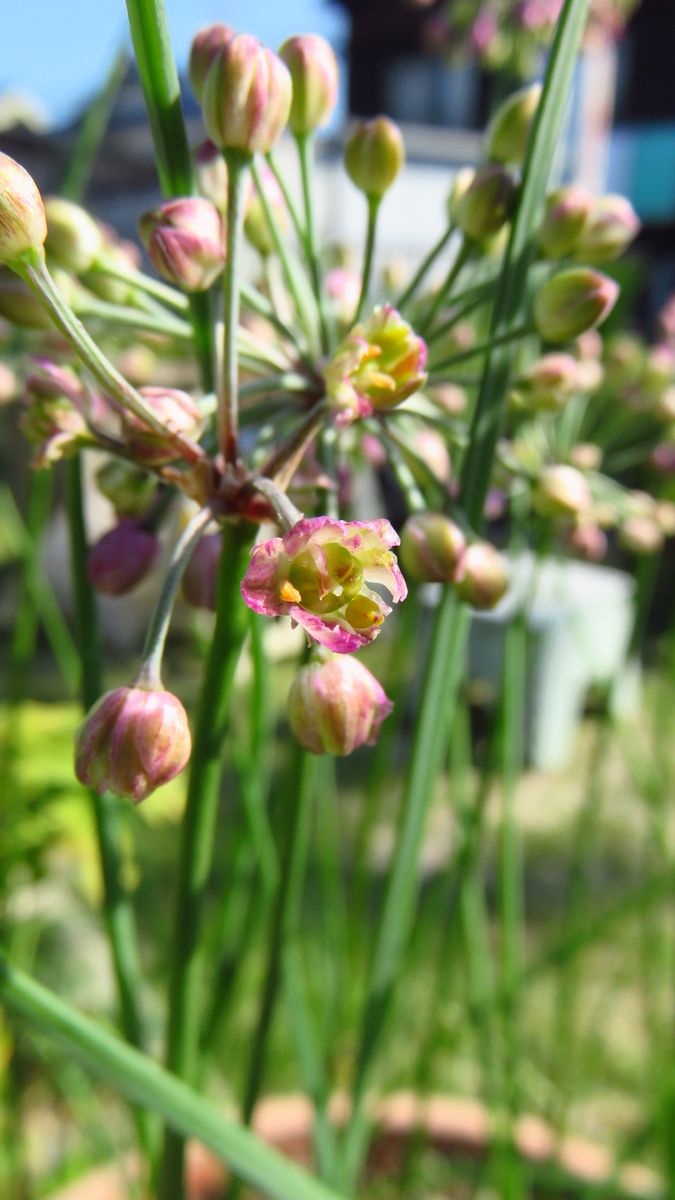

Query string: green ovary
[288,543,364,614]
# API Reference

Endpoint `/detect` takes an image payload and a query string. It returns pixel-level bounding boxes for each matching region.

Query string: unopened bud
[569,442,602,471]
[345,116,404,199]
[574,194,640,264]
[567,521,607,561]
[21,360,90,465]
[454,541,508,609]
[96,459,157,519]
[189,24,235,102]
[538,185,592,258]
[0,152,47,262]
[603,333,645,390]
[533,268,619,343]
[87,522,160,595]
[486,82,541,165]
[643,344,675,398]
[245,164,286,256]
[619,515,664,555]
[453,164,516,243]
[139,198,224,292]
[202,34,291,156]
[44,197,103,274]
[123,386,202,464]
[182,532,221,610]
[655,500,675,536]
[447,167,475,223]
[533,464,591,517]
[513,352,581,411]
[325,267,361,324]
[413,430,451,482]
[650,442,675,475]
[400,512,466,583]
[74,684,191,802]
[654,386,675,423]
[279,34,339,136]
[288,653,392,756]
[430,383,468,416]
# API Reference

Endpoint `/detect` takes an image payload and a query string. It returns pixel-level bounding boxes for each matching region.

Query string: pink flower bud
[138,198,225,292]
[430,383,468,416]
[485,82,541,166]
[288,654,392,755]
[567,522,607,561]
[455,542,508,609]
[619,515,664,556]
[603,332,645,390]
[74,685,191,802]
[87,521,160,595]
[655,500,675,537]
[325,267,361,325]
[400,512,466,583]
[538,185,592,258]
[182,532,221,610]
[45,196,103,274]
[574,194,640,264]
[643,344,675,397]
[650,442,675,475]
[123,386,202,464]
[201,34,292,156]
[325,305,427,425]
[413,430,452,482]
[95,458,157,519]
[244,164,287,256]
[189,24,235,102]
[345,116,405,199]
[21,358,90,465]
[241,516,407,653]
[0,152,47,263]
[533,464,591,517]
[568,442,602,471]
[513,352,582,411]
[279,34,339,136]
[453,163,517,242]
[533,268,619,343]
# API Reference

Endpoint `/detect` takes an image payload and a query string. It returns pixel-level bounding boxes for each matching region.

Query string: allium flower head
[325,305,427,426]
[241,516,407,652]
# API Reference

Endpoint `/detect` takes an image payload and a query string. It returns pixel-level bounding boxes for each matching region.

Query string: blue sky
[1,0,348,126]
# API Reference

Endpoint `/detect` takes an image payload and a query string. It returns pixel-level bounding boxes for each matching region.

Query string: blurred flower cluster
[0,15,666,799]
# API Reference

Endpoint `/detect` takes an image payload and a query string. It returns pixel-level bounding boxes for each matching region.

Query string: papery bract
[241,516,407,652]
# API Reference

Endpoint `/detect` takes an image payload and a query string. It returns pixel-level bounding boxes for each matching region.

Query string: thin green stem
[395,222,455,313]
[251,159,318,351]
[429,323,531,379]
[296,133,330,353]
[338,0,592,1187]
[159,523,253,1200]
[220,151,251,465]
[124,0,213,387]
[65,455,153,1161]
[93,261,190,312]
[14,253,204,463]
[61,47,128,201]
[74,296,192,339]
[265,150,307,248]
[418,239,471,335]
[224,747,320,1200]
[353,195,380,325]
[0,958,346,1200]
[135,508,215,688]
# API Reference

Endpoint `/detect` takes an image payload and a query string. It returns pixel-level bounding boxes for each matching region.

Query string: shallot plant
[1,0,670,1197]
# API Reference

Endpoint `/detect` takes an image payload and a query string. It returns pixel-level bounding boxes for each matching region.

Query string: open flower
[241,516,407,652]
[325,305,427,426]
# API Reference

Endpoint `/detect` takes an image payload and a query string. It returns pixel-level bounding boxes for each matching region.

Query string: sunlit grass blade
[0,958,348,1200]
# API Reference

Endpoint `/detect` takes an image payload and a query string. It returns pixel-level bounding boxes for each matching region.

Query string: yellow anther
[361,343,381,361]
[279,580,303,604]
[367,371,397,391]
